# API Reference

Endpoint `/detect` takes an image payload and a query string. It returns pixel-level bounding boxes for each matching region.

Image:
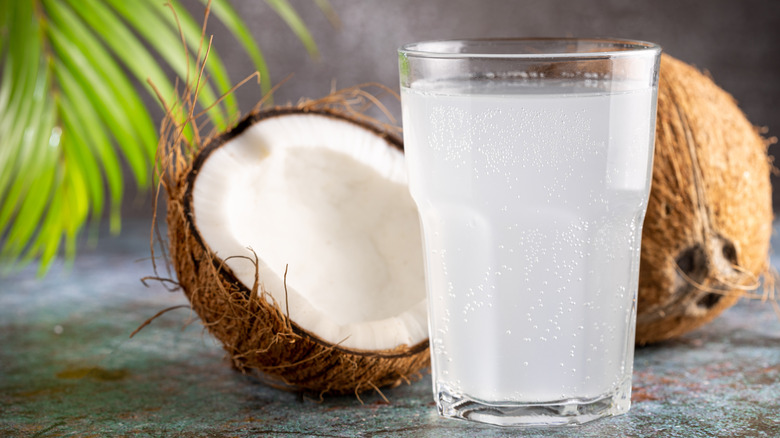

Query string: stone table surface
[1,219,779,437]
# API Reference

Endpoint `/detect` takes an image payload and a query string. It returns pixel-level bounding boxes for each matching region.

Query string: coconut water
[401,79,656,404]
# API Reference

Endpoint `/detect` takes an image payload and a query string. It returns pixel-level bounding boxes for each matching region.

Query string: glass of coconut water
[398,38,661,426]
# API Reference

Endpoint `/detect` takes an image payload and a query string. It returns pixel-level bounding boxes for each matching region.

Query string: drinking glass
[398,38,661,426]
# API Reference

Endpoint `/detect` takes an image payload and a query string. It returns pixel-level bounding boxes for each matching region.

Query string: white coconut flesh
[191,112,428,351]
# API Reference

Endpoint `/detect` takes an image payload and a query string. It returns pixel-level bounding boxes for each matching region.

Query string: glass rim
[398,37,661,59]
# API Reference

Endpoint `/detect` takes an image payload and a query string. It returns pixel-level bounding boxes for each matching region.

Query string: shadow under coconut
[236,366,432,405]
[636,295,779,352]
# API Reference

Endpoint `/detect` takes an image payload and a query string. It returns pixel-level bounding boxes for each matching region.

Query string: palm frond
[152,0,240,119]
[314,0,342,30]
[266,0,320,59]
[202,0,275,100]
[0,0,331,275]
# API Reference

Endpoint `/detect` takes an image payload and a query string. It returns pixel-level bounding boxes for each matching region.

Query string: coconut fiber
[157,55,774,396]
[160,90,429,397]
[636,54,774,344]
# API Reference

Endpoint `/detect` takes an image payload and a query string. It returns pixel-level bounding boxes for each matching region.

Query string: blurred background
[125,0,780,215]
[2,3,778,434]
[1,0,778,271]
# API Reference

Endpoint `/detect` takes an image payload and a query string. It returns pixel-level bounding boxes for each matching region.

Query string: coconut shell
[164,103,429,396]
[636,54,774,344]
[161,55,773,396]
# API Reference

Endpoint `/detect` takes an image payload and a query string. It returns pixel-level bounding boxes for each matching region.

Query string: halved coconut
[166,107,430,395]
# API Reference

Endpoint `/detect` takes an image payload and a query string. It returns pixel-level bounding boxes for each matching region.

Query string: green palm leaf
[0,0,330,275]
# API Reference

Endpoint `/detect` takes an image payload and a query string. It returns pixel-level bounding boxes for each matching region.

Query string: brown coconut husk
[635,54,775,344]
[143,5,428,397]
[153,76,429,397]
[150,25,773,397]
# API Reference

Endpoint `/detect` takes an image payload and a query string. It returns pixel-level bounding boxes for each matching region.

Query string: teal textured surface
[1,219,779,437]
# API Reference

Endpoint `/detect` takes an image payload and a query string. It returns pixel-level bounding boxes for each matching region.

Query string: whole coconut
[636,54,774,344]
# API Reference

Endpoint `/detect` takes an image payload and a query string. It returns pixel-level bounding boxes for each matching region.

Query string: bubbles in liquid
[403,82,651,402]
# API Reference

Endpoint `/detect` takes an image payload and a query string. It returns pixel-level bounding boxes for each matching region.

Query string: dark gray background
[131,0,780,213]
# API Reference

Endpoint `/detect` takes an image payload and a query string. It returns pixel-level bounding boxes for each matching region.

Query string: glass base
[436,382,631,427]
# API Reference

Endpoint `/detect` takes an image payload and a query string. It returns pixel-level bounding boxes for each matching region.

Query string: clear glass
[398,38,661,427]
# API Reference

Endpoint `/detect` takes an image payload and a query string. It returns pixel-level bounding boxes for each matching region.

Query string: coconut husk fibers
[159,55,773,396]
[162,92,429,397]
[635,54,775,344]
